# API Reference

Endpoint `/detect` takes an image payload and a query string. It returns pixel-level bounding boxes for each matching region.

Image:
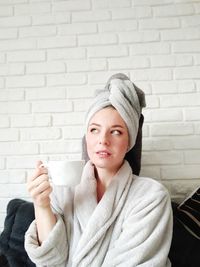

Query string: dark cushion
[169,202,200,267]
[0,199,35,267]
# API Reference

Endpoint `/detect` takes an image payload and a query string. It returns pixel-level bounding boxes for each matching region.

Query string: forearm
[34,204,57,244]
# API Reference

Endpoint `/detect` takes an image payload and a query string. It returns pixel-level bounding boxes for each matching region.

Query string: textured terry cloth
[85,73,146,150]
[25,160,173,267]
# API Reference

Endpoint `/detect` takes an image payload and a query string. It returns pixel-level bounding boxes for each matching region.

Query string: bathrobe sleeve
[25,214,68,267]
[24,185,72,267]
[102,178,173,267]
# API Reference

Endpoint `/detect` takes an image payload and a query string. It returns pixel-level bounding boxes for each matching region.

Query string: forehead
[89,107,126,127]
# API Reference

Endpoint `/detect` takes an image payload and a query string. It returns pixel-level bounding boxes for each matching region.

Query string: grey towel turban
[85,73,146,150]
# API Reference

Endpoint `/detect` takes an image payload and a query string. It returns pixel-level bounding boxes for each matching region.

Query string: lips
[96,150,111,157]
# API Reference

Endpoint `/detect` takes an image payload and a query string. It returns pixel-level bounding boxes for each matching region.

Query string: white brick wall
[0,0,200,232]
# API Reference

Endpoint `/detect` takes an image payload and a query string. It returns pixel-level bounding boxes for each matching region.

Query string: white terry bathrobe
[25,160,173,267]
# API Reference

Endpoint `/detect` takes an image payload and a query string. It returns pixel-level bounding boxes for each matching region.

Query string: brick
[130,43,170,55]
[26,87,66,100]
[173,136,200,150]
[40,140,82,154]
[173,41,200,53]
[119,31,159,43]
[88,71,117,85]
[0,16,31,27]
[0,129,19,141]
[47,73,86,87]
[14,3,51,15]
[0,158,5,169]
[32,12,70,25]
[161,165,200,179]
[130,68,172,81]
[0,89,24,101]
[11,114,51,127]
[133,0,172,6]
[184,108,200,121]
[0,39,36,51]
[79,33,117,46]
[153,4,194,17]
[140,166,160,180]
[0,53,5,63]
[53,112,85,126]
[0,78,4,88]
[0,142,39,155]
[38,36,76,49]
[63,126,84,139]
[19,25,57,38]
[0,5,13,16]
[6,75,45,88]
[88,45,128,58]
[160,93,200,107]
[99,20,137,32]
[139,17,180,29]
[52,0,91,12]
[72,10,110,22]
[67,59,107,72]
[32,100,73,113]
[150,55,175,67]
[0,102,30,114]
[144,95,159,108]
[194,54,200,65]
[175,55,193,66]
[58,23,97,35]
[152,81,178,94]
[151,123,194,136]
[0,170,26,184]
[112,7,151,19]
[7,156,48,169]
[0,63,24,76]
[26,62,65,74]
[73,99,93,112]
[195,123,200,134]
[0,28,17,39]
[142,151,182,165]
[67,86,96,98]
[7,50,45,62]
[169,181,200,202]
[0,198,10,213]
[21,127,61,141]
[0,116,9,128]
[150,109,183,122]
[178,81,196,93]
[108,56,149,70]
[48,48,86,60]
[181,14,200,27]
[143,138,173,151]
[92,0,131,9]
[184,151,200,164]
[161,28,200,41]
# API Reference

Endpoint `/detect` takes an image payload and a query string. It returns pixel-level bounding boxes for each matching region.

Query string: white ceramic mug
[40,160,85,187]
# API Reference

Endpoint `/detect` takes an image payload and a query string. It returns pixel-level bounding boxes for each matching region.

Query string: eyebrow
[89,123,125,128]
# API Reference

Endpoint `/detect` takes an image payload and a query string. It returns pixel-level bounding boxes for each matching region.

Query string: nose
[99,131,109,146]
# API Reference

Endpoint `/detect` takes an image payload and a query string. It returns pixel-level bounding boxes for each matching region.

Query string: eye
[111,129,122,135]
[90,128,99,134]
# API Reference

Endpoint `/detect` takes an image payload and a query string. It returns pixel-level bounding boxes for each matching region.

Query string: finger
[30,179,52,198]
[28,174,49,192]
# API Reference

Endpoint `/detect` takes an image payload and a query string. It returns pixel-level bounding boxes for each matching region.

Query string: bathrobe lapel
[73,160,133,266]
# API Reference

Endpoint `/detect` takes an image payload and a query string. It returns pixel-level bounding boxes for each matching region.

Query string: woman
[25,73,173,266]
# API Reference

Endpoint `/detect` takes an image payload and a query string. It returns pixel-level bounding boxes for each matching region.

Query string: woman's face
[86,107,129,175]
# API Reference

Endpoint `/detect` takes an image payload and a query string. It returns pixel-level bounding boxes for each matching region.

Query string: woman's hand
[27,160,52,208]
